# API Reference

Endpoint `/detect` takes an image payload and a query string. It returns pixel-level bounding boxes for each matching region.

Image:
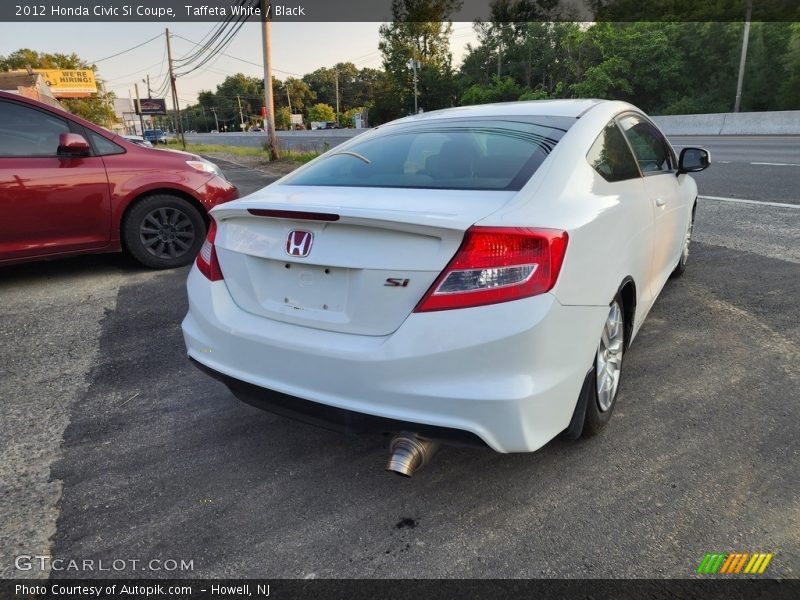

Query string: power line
[173,4,244,66]
[172,33,303,77]
[102,59,164,84]
[88,33,163,64]
[174,2,254,77]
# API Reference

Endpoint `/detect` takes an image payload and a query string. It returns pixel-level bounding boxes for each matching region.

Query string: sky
[0,22,479,108]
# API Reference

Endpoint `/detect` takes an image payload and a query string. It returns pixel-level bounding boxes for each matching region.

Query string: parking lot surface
[1,153,798,579]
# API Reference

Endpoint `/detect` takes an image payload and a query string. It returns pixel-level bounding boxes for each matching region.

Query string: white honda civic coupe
[182,100,709,475]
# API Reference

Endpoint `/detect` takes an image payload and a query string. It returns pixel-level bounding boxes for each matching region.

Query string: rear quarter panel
[478,103,655,330]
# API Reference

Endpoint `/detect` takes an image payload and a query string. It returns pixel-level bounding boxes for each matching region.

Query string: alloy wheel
[596,301,624,412]
[139,207,196,260]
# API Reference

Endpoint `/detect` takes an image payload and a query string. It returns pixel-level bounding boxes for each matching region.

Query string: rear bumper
[190,357,487,447]
[182,266,608,453]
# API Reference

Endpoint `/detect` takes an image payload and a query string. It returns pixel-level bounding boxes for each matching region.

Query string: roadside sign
[28,69,97,97]
[135,98,167,115]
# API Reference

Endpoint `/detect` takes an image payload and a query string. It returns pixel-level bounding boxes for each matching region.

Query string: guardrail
[182,109,800,149]
[653,110,800,135]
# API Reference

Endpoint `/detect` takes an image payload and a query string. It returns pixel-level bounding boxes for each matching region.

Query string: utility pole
[165,28,185,148]
[335,70,340,124]
[210,107,220,131]
[236,95,245,131]
[199,105,207,132]
[260,0,279,159]
[407,58,419,114]
[133,83,146,136]
[286,86,292,114]
[734,0,752,113]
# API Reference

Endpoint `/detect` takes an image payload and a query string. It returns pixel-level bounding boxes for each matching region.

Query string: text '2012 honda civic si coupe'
[182,100,709,476]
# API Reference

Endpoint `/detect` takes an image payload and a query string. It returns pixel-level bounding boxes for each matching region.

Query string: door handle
[655,197,666,207]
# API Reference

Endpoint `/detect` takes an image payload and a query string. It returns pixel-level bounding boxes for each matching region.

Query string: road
[1,139,798,581]
[671,136,800,205]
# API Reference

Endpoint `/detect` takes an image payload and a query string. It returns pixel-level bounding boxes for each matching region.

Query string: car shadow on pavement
[0,253,150,284]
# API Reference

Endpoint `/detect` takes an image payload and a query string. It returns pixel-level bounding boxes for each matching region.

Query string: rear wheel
[583,296,626,436]
[122,194,206,269]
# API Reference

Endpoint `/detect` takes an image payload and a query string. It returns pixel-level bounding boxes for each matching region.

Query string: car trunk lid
[211,185,516,336]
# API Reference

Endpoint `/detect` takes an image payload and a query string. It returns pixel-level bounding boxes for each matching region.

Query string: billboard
[136,98,168,115]
[34,69,97,97]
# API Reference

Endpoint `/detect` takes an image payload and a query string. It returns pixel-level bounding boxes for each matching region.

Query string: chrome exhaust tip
[386,434,439,477]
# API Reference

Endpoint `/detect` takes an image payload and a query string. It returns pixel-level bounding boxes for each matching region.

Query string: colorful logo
[696,552,773,574]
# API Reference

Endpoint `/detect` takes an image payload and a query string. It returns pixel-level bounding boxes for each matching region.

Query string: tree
[378,0,463,116]
[741,23,794,111]
[275,106,292,130]
[461,76,524,105]
[339,107,365,128]
[0,48,117,127]
[778,23,800,109]
[284,77,315,113]
[307,103,335,122]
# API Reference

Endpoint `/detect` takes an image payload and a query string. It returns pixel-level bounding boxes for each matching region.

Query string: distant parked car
[250,127,263,132]
[143,129,167,144]
[0,91,239,269]
[122,134,153,148]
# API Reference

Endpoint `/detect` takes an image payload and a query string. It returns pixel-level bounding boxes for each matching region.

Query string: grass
[167,141,321,164]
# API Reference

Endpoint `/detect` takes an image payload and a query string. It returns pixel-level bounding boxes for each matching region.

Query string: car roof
[388,99,606,125]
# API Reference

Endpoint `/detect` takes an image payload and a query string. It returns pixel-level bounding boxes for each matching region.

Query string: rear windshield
[283,117,572,191]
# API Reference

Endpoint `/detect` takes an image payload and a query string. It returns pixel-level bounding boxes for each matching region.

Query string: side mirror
[678,147,710,174]
[57,133,91,157]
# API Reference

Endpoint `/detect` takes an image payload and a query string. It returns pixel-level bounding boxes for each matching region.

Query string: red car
[0,91,238,269]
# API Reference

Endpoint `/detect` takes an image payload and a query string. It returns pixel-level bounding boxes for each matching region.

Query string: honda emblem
[286,230,313,257]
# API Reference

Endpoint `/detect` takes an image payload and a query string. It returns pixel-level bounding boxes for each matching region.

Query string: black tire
[122,194,206,269]
[582,294,627,437]
[671,204,696,278]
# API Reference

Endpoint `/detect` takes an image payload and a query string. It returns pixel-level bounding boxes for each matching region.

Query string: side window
[87,131,124,156]
[617,114,674,173]
[0,100,70,157]
[586,120,641,182]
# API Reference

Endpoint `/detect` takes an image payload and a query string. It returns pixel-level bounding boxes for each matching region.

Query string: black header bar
[2,0,800,23]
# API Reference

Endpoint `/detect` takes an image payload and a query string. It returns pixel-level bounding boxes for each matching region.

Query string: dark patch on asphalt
[48,240,799,577]
[395,518,418,530]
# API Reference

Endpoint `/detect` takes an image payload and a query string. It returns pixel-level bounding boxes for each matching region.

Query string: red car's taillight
[196,219,224,281]
[414,227,568,312]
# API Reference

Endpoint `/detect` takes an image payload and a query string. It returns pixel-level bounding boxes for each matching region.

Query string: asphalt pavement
[1,140,798,580]
[670,136,800,205]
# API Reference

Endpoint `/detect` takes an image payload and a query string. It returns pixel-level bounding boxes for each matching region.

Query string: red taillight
[196,219,224,281]
[414,227,568,312]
